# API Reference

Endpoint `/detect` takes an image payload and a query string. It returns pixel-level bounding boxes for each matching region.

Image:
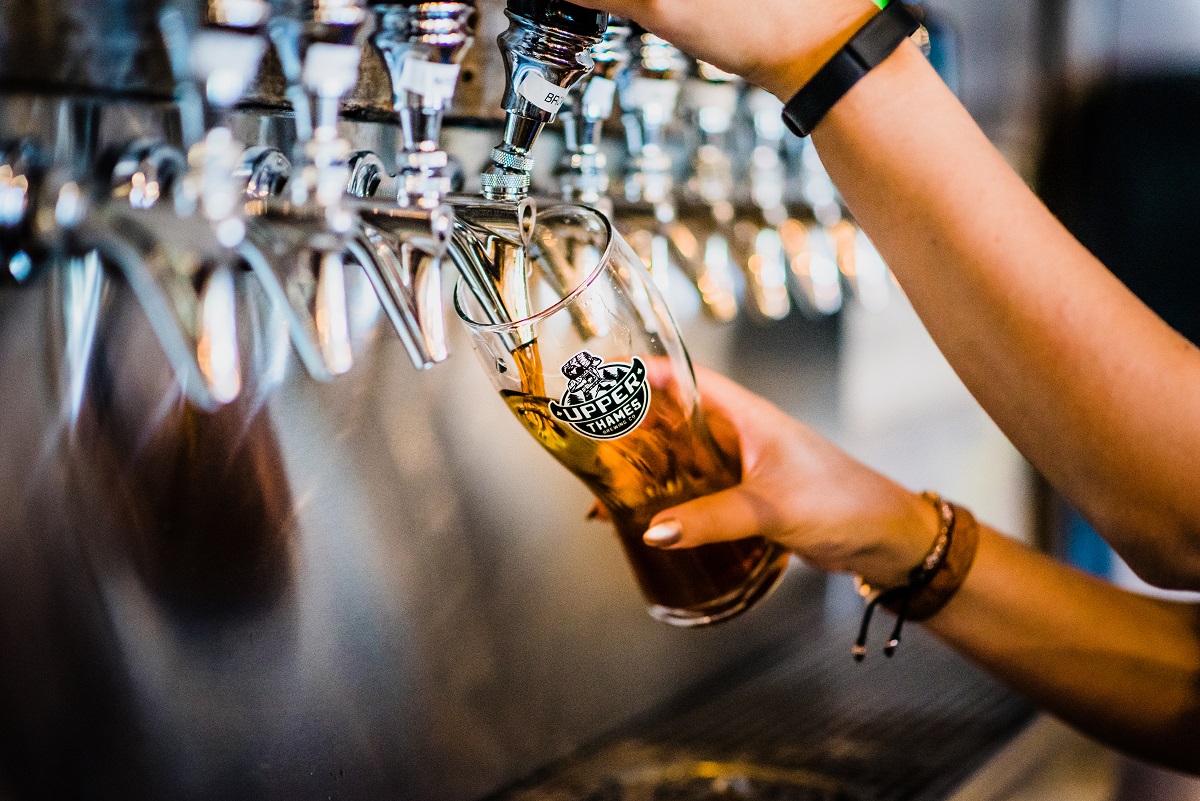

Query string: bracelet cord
[853,493,979,661]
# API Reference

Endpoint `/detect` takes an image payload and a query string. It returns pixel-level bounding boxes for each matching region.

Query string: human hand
[571,0,880,99]
[641,367,941,590]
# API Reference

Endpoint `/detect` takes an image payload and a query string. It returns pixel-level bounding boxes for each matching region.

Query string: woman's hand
[642,367,940,590]
[572,0,880,99]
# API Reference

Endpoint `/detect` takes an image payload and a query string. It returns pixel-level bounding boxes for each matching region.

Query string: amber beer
[502,360,787,622]
[455,203,786,624]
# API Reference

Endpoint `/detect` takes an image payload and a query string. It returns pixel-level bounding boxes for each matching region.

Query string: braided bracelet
[853,492,980,661]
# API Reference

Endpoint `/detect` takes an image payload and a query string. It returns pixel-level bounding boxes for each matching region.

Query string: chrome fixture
[615,28,737,321]
[368,1,477,209]
[685,61,790,322]
[346,1,477,368]
[479,0,608,201]
[744,87,842,317]
[557,16,631,215]
[238,0,368,380]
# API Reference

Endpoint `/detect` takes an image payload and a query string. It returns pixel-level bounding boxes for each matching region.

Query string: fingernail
[643,520,683,548]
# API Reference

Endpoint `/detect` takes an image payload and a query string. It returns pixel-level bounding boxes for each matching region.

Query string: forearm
[813,42,1200,586]
[925,526,1200,771]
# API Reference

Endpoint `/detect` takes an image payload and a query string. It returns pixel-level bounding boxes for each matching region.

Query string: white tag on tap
[303,42,362,97]
[518,72,568,115]
[581,76,617,116]
[398,56,461,106]
[620,77,681,115]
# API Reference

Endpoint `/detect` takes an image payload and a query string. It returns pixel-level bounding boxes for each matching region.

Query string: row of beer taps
[0,0,913,414]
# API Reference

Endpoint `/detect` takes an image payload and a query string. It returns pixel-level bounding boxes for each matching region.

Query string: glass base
[647,544,790,628]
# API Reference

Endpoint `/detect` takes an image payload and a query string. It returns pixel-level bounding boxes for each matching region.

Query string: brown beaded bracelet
[852,492,980,661]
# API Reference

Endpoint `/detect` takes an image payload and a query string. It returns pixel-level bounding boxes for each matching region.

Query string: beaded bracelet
[852,492,980,661]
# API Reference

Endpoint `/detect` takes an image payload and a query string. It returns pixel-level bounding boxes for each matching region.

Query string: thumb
[642,482,777,550]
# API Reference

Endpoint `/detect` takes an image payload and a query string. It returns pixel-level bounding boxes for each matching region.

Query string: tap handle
[506,0,607,36]
[371,1,476,206]
[481,0,608,200]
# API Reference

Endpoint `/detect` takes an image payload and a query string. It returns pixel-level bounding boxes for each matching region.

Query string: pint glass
[454,203,788,626]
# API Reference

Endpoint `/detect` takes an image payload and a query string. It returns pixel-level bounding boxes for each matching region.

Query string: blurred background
[0,0,1198,799]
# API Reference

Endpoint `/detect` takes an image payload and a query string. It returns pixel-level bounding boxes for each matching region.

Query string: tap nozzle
[481,0,608,201]
[558,17,630,209]
[372,1,476,208]
[619,27,686,207]
[192,1,271,114]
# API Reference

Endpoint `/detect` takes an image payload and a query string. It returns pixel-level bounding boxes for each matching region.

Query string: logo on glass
[550,351,651,440]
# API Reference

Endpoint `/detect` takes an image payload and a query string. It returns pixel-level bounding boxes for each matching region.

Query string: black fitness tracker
[781,0,921,138]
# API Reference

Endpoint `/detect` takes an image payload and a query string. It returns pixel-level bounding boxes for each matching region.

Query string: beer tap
[616,30,735,322]
[557,17,630,216]
[795,134,891,311]
[685,61,789,322]
[0,139,106,427]
[477,0,607,202]
[180,1,269,405]
[368,1,475,208]
[0,140,45,286]
[745,87,842,316]
[69,1,274,411]
[241,0,369,380]
[449,0,607,344]
[342,1,472,369]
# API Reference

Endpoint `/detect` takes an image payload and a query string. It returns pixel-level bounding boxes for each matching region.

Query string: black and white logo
[549,351,651,440]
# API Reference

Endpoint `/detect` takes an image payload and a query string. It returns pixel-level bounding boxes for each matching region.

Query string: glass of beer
[454,202,788,626]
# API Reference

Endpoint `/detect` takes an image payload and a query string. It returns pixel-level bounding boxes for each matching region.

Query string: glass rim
[453,203,616,334]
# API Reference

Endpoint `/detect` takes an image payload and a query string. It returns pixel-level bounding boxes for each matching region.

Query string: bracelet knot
[852,491,980,661]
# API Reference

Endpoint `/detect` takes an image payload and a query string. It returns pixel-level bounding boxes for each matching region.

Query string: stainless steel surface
[0,2,1048,799]
[0,262,830,800]
[491,598,1035,801]
[0,90,833,800]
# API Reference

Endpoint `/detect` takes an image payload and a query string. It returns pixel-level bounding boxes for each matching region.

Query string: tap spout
[348,202,455,369]
[372,1,476,209]
[480,0,608,201]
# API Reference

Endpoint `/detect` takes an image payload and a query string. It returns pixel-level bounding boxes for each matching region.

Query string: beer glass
[454,203,788,626]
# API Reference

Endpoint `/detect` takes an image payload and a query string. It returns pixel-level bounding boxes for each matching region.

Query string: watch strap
[781,1,920,137]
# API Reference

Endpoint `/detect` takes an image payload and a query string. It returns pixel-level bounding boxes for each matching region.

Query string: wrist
[762,0,882,100]
[854,493,981,659]
[856,488,944,590]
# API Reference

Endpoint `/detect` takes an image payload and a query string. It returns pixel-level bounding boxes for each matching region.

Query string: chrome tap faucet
[686,61,790,322]
[479,0,608,201]
[370,1,476,209]
[66,2,276,411]
[615,30,737,321]
[745,87,842,316]
[344,1,475,369]
[440,1,608,350]
[236,0,368,380]
[619,27,683,218]
[557,17,630,214]
[0,140,45,286]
